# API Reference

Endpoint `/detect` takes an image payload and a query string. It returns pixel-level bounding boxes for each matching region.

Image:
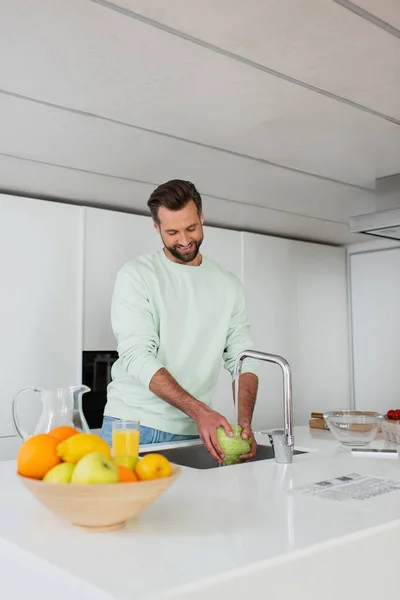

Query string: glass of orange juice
[112,420,140,458]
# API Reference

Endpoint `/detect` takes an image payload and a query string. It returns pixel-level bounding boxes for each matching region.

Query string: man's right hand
[149,368,233,462]
[194,406,233,463]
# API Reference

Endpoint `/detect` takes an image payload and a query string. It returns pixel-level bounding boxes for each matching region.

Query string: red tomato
[387,410,395,419]
[392,410,400,421]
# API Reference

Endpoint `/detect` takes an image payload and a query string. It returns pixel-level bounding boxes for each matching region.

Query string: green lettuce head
[216,424,251,464]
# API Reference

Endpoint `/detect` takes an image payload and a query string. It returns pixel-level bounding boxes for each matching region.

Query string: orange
[17,434,61,480]
[49,425,80,443]
[135,454,172,481]
[117,465,139,483]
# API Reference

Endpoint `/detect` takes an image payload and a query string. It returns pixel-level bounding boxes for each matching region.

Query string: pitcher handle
[12,387,41,440]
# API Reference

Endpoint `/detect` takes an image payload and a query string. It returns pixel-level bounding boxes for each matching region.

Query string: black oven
[82,351,118,429]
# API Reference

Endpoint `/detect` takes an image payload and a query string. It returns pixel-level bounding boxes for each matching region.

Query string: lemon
[135,453,172,480]
[56,433,111,464]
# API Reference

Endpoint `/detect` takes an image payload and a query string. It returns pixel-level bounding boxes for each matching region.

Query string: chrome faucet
[234,350,294,464]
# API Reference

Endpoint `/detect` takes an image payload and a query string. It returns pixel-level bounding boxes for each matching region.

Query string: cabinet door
[242,233,294,429]
[202,225,242,280]
[0,195,83,437]
[243,232,350,430]
[290,242,350,424]
[350,248,400,413]
[83,208,159,350]
[201,226,243,422]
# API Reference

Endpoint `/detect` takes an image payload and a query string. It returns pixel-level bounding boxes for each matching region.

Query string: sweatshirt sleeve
[111,264,164,389]
[222,278,259,379]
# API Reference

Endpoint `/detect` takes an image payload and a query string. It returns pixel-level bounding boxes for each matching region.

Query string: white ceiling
[337,0,400,31]
[0,0,399,245]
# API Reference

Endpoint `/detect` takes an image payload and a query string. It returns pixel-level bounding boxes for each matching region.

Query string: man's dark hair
[147,179,202,225]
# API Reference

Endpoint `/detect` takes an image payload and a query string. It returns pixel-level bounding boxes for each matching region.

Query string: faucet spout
[234,350,294,463]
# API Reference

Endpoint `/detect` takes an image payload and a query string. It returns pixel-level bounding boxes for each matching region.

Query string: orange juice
[112,429,140,458]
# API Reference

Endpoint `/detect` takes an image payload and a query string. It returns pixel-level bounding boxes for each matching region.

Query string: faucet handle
[259,429,293,464]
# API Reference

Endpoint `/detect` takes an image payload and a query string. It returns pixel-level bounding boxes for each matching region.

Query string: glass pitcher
[12,385,91,440]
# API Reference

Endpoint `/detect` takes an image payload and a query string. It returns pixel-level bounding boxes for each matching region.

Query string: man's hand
[194,405,233,464]
[239,422,257,461]
[149,369,233,463]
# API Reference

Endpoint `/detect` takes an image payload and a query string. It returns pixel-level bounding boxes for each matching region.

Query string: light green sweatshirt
[105,249,258,435]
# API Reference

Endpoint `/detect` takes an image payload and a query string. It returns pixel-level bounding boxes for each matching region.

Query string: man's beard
[163,234,203,264]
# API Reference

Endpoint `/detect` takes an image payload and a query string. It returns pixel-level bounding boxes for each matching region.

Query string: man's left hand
[239,423,257,461]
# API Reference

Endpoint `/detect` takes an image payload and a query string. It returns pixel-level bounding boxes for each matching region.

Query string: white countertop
[2,426,400,600]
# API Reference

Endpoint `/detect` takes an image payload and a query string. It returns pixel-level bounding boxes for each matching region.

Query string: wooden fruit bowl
[18,464,182,531]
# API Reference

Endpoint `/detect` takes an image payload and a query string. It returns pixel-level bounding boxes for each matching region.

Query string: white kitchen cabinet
[350,248,400,414]
[242,232,350,430]
[0,193,351,440]
[201,226,243,422]
[83,209,243,351]
[291,242,350,424]
[201,225,242,280]
[83,208,159,351]
[0,195,83,437]
[242,233,295,429]
[84,209,351,429]
[0,436,21,461]
[83,207,242,420]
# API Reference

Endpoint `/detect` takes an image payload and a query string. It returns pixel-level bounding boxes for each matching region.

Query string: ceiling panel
[0,94,376,223]
[105,0,400,119]
[0,1,399,187]
[350,0,400,29]
[0,154,367,245]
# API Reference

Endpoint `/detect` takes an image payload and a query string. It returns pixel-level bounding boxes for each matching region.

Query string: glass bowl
[323,411,384,446]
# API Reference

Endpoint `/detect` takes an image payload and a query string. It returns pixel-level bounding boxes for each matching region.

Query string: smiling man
[101,179,259,463]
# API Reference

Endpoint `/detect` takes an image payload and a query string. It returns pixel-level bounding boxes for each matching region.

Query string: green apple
[71,452,119,484]
[43,462,75,483]
[113,454,139,471]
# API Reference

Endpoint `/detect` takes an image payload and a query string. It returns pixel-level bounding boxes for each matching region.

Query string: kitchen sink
[141,442,307,469]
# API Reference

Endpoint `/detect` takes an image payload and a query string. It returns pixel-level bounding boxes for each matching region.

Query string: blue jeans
[100,415,199,447]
